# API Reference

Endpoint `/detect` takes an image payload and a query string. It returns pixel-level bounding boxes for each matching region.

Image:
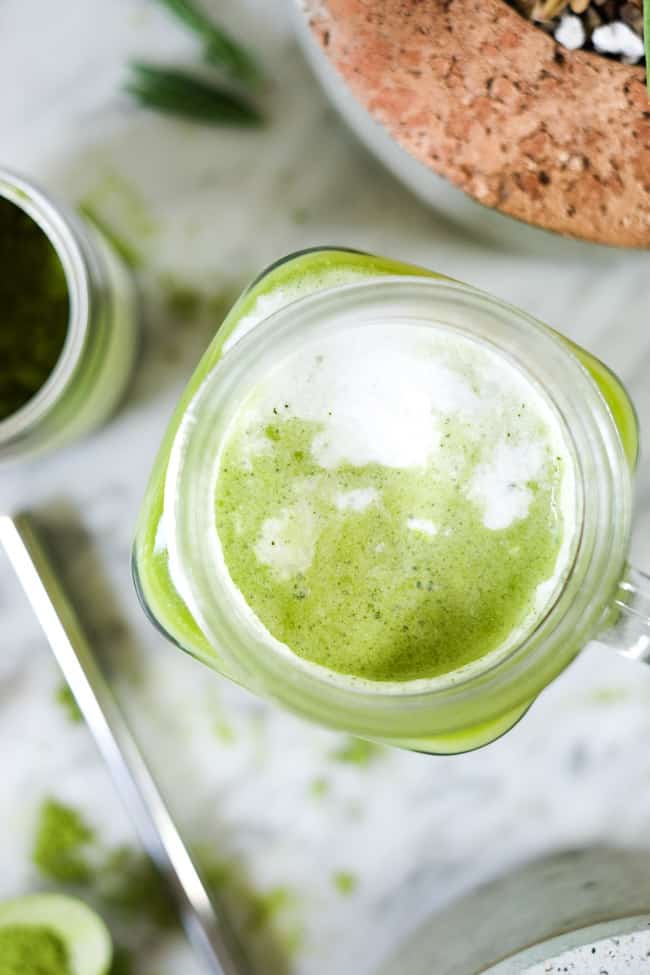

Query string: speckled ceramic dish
[293,0,650,249]
[376,848,650,974]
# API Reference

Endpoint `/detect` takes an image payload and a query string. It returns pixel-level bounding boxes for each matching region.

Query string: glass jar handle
[597,565,650,663]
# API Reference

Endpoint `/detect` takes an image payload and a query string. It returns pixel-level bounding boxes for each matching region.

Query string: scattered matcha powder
[83,168,157,236]
[248,886,294,930]
[213,718,236,744]
[201,861,293,929]
[332,871,358,896]
[76,166,160,269]
[308,777,329,799]
[206,287,237,322]
[200,858,304,959]
[160,275,203,323]
[55,684,83,724]
[31,799,173,928]
[332,736,381,767]
[33,799,95,884]
[587,687,629,706]
[0,925,71,975]
[159,274,239,330]
[97,846,174,929]
[77,201,143,270]
[205,692,237,744]
[31,799,304,962]
[279,922,304,956]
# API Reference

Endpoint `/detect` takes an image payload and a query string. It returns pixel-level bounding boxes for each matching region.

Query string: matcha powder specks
[0,196,69,421]
[31,798,174,930]
[0,925,71,975]
[32,799,95,884]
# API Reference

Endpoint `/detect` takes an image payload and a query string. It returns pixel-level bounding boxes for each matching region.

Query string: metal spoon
[0,512,251,975]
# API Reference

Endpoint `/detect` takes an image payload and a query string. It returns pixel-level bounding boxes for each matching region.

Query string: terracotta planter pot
[296,0,650,248]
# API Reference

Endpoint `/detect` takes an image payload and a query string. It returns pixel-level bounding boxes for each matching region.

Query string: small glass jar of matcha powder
[0,169,138,462]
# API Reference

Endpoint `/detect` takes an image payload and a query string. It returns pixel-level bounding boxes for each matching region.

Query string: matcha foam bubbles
[210,318,578,686]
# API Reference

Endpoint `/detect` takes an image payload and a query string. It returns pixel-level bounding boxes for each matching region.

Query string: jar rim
[166,276,631,739]
[0,168,90,448]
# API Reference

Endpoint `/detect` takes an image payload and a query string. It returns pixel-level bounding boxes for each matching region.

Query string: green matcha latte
[209,318,576,686]
[135,250,640,750]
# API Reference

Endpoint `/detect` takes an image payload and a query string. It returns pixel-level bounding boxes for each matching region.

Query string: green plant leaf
[125,62,263,126]
[201,35,261,84]
[154,0,262,84]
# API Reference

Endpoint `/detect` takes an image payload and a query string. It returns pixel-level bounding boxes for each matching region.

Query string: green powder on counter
[0,197,69,421]
[160,275,203,323]
[248,886,294,930]
[30,798,304,963]
[77,201,143,270]
[32,799,95,884]
[308,777,329,799]
[213,717,236,744]
[97,846,174,929]
[55,684,83,724]
[159,275,241,330]
[332,737,381,767]
[76,165,158,271]
[587,686,629,706]
[332,871,357,896]
[0,924,71,975]
[201,862,295,930]
[31,799,173,929]
[199,858,304,960]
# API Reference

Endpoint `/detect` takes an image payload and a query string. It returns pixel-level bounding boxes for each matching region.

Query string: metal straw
[0,512,250,975]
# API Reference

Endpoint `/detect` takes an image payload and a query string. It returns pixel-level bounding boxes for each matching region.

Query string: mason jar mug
[133,249,649,754]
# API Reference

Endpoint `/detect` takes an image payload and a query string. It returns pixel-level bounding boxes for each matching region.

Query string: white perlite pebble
[554,14,586,50]
[592,21,645,60]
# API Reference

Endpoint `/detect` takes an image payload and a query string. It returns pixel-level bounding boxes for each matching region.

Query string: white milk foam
[234,320,574,530]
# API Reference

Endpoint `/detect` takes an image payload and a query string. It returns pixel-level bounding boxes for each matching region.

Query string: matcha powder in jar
[0,893,112,975]
[0,924,71,975]
[0,197,69,421]
[0,169,138,462]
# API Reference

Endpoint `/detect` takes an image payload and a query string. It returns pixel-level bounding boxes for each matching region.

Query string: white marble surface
[3,2,650,973]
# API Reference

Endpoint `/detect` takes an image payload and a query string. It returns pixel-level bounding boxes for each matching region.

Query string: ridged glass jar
[0,168,138,462]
